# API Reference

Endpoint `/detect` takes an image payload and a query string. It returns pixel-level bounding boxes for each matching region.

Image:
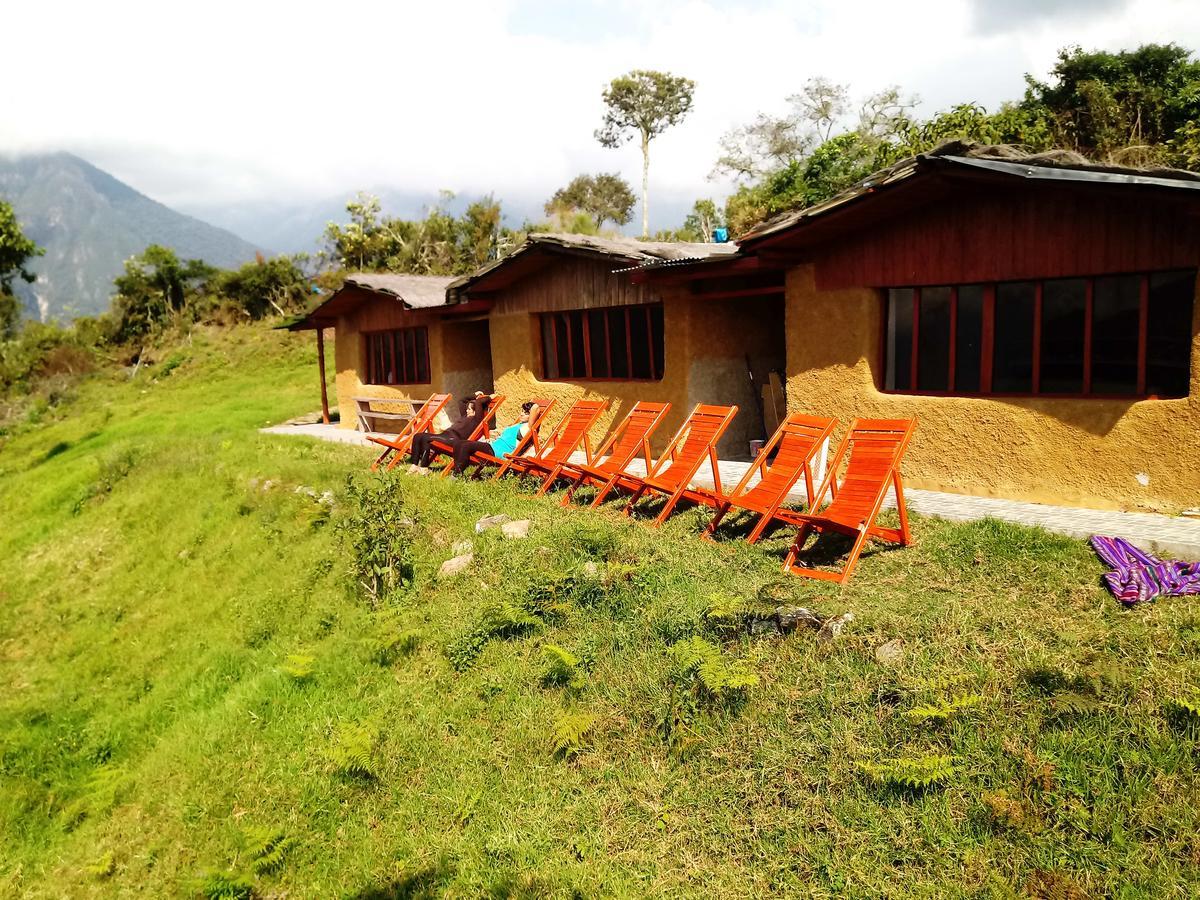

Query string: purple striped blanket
[1090,535,1200,605]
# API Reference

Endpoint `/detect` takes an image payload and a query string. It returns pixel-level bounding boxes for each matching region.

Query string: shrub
[338,474,415,608]
[551,712,598,759]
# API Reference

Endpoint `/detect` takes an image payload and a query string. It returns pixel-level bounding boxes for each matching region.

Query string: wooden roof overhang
[624,251,787,301]
[285,283,489,331]
[449,243,643,300]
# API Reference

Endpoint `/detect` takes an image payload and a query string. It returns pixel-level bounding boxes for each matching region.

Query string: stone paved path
[261,422,1200,559]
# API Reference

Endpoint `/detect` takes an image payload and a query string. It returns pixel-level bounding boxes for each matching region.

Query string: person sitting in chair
[450,402,538,475]
[407,391,496,472]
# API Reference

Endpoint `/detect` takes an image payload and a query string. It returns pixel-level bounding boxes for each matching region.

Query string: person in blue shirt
[450,401,538,475]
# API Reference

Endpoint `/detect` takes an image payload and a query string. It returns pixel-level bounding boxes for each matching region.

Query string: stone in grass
[438,553,474,578]
[452,539,473,556]
[501,519,532,539]
[749,618,782,639]
[816,611,855,643]
[773,606,823,632]
[874,638,905,667]
[475,514,511,533]
[580,561,601,578]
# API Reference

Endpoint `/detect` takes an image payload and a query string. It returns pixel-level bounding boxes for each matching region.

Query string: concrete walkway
[261,421,1200,559]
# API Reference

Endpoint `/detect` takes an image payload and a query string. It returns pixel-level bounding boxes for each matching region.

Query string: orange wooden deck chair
[778,418,917,583]
[366,392,452,471]
[616,404,739,527]
[457,398,557,479]
[418,395,506,478]
[553,401,672,507]
[686,413,838,543]
[501,399,609,489]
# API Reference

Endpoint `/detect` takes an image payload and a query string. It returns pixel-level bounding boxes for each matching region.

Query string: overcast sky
[4,0,1198,231]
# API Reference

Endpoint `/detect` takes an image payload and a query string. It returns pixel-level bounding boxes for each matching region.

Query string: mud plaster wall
[440,319,493,406]
[784,264,1200,512]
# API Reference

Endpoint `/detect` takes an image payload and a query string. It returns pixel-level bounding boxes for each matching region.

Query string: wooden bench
[353,396,420,433]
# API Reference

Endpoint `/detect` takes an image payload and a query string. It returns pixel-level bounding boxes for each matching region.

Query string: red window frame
[881,270,1194,400]
[364,326,430,385]
[540,304,665,382]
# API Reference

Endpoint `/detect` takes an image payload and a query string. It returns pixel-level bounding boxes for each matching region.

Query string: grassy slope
[1,324,1198,898]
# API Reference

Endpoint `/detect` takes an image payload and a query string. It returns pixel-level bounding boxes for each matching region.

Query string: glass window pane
[540,316,558,379]
[554,314,571,377]
[587,310,610,378]
[1041,278,1086,394]
[917,286,951,392]
[993,282,1035,393]
[1092,274,1140,395]
[609,309,630,378]
[1146,270,1194,398]
[650,304,665,379]
[955,286,983,393]
[885,289,913,391]
[567,312,586,377]
[415,328,429,382]
[629,307,651,379]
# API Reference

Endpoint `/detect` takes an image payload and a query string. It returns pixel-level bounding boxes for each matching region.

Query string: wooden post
[316,327,331,425]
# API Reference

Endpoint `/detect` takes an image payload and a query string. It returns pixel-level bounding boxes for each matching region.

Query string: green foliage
[195,870,255,900]
[321,191,507,276]
[280,653,314,682]
[243,826,295,876]
[596,69,696,236]
[858,754,958,790]
[902,693,983,725]
[1163,696,1200,731]
[61,766,131,831]
[110,244,215,343]
[367,610,422,666]
[329,722,381,780]
[0,199,43,340]
[84,850,116,879]
[541,644,586,691]
[550,712,598,759]
[669,636,758,704]
[212,255,312,320]
[72,448,138,514]
[545,173,636,229]
[337,474,415,608]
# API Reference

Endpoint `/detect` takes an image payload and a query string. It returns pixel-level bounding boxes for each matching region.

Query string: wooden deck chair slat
[685,413,837,543]
[503,399,609,486]
[782,417,917,584]
[554,401,671,506]
[366,393,452,471]
[615,404,739,527]
[458,398,557,478]
[424,396,507,478]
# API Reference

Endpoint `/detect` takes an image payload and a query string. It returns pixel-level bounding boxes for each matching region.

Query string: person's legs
[453,440,492,474]
[409,432,436,467]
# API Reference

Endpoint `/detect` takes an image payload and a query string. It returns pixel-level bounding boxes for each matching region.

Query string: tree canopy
[0,200,43,340]
[544,173,636,230]
[596,70,696,237]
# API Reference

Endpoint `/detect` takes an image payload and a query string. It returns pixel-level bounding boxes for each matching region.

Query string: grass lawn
[1,323,1198,898]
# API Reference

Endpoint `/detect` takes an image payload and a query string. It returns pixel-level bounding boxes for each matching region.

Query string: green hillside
[1,325,1198,898]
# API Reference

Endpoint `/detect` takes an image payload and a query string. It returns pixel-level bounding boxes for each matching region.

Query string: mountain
[0,152,261,321]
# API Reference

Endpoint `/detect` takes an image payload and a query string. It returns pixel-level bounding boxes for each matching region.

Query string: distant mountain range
[0,152,260,321]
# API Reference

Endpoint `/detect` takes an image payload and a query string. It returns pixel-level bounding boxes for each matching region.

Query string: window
[540,304,665,381]
[882,270,1195,398]
[365,326,430,385]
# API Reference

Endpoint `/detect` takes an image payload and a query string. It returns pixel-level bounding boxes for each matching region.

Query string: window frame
[879,270,1194,400]
[539,303,665,382]
[363,325,431,386]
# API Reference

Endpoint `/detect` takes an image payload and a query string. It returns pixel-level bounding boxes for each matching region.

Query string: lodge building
[289,144,1200,513]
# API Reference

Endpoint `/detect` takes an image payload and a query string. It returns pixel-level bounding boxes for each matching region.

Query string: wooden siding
[490,255,661,314]
[813,184,1200,290]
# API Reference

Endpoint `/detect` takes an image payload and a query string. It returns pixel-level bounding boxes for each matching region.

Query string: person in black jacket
[407,391,495,471]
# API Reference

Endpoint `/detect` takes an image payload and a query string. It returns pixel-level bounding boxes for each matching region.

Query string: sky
[4,0,1199,234]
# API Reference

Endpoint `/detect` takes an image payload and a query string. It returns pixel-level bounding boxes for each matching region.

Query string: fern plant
[243,827,295,876]
[551,712,598,759]
[670,636,759,704]
[280,653,314,682]
[903,693,983,725]
[541,644,586,690]
[337,474,416,608]
[194,870,254,900]
[84,851,116,879]
[702,594,756,637]
[1164,696,1200,730]
[858,754,958,790]
[446,597,549,672]
[329,723,380,779]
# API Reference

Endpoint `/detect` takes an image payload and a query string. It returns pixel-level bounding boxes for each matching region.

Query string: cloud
[2,0,1196,234]
[966,0,1131,33]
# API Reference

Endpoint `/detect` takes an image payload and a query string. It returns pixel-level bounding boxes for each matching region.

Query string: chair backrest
[648,404,738,488]
[510,398,557,458]
[594,401,672,474]
[466,395,505,441]
[537,399,609,464]
[400,393,452,441]
[814,418,917,525]
[730,413,837,507]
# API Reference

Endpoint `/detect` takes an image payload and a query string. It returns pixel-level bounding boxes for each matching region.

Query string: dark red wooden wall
[811,183,1200,290]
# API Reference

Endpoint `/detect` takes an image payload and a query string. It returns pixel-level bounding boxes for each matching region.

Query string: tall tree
[544,173,636,229]
[0,200,43,339]
[595,70,695,237]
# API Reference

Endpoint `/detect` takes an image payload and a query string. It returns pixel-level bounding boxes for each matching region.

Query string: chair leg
[371,448,390,472]
[590,475,621,508]
[893,471,912,545]
[561,471,586,506]
[838,527,871,582]
[746,510,774,544]
[701,502,731,541]
[652,487,686,527]
[536,465,561,496]
[623,485,647,517]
